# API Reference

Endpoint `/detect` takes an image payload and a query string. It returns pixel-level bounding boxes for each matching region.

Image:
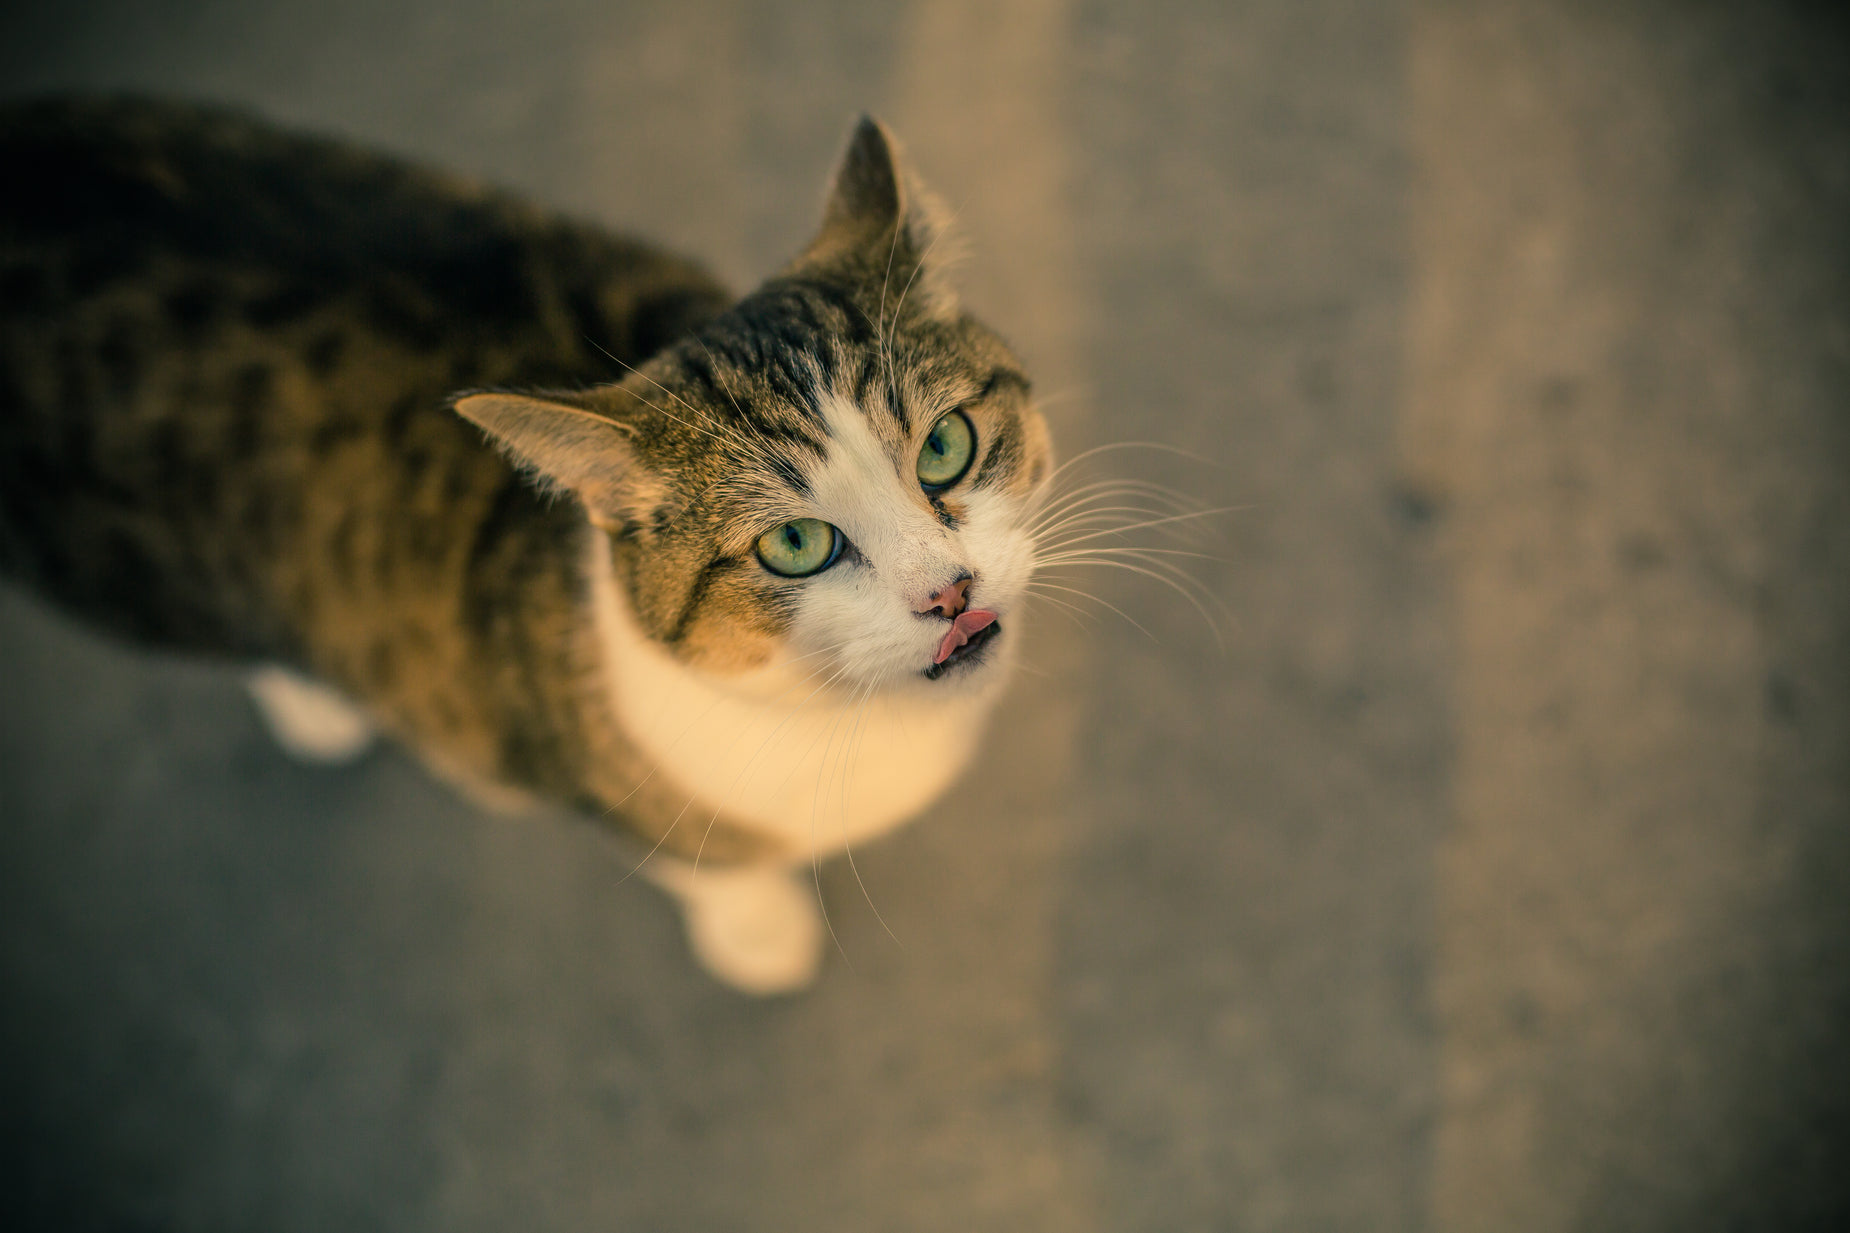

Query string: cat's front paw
[650,864,825,996]
[247,665,376,764]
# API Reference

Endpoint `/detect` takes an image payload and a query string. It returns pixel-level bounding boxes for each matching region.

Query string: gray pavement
[2,1,1846,1229]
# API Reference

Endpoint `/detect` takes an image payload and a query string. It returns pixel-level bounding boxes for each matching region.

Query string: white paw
[246,665,377,764]
[649,864,825,996]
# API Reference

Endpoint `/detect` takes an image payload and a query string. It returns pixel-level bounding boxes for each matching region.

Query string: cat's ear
[452,391,670,535]
[801,116,957,316]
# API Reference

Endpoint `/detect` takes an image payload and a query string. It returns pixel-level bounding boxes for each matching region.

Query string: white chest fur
[586,537,994,862]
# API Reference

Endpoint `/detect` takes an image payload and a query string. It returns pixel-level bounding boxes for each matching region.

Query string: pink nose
[920,575,972,619]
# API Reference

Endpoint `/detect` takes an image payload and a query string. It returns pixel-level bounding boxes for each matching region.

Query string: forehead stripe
[675,336,830,453]
[852,349,907,434]
[766,452,811,496]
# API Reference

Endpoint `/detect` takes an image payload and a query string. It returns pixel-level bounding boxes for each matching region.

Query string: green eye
[917,410,976,491]
[754,518,840,577]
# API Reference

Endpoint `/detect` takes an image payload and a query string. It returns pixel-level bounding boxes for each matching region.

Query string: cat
[0,97,1052,995]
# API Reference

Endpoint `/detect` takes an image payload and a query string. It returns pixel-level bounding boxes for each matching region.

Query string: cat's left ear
[799,116,957,317]
[452,391,671,535]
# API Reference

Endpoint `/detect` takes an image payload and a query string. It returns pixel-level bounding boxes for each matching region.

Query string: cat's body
[0,98,759,855]
[0,98,1050,993]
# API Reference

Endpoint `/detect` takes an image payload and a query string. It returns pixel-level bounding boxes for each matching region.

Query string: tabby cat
[0,98,1051,994]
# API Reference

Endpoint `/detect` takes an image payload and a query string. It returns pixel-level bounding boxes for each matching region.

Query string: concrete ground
[2,1,1846,1229]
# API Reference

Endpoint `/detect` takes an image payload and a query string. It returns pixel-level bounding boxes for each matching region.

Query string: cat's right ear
[800,116,956,315]
[451,392,670,535]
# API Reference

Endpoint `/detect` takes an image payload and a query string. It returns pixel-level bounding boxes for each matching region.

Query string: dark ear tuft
[452,390,670,534]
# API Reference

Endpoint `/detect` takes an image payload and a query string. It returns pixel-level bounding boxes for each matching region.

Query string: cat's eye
[916,410,976,492]
[754,518,841,577]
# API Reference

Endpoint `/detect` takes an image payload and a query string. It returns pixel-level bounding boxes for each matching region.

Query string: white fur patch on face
[784,382,1037,690]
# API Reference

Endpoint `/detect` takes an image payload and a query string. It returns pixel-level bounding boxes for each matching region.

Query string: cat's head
[456,118,1051,699]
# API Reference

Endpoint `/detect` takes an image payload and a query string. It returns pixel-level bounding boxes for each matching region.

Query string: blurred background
[2,1,1846,1228]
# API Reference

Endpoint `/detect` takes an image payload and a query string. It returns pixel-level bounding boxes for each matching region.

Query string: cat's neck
[583,530,1000,862]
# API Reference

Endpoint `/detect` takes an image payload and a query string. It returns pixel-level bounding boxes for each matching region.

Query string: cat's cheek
[676,627,782,674]
[668,584,796,675]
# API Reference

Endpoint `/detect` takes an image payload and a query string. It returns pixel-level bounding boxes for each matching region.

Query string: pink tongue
[934,609,999,665]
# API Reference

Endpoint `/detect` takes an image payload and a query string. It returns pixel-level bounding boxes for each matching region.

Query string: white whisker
[1038,556,1227,650]
[883,199,962,361]
[1036,545,1221,565]
[1036,505,1244,551]
[1026,579,1160,642]
[584,336,758,453]
[837,672,903,947]
[694,335,753,429]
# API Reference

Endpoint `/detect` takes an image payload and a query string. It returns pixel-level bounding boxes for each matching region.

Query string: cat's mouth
[923,611,1001,680]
